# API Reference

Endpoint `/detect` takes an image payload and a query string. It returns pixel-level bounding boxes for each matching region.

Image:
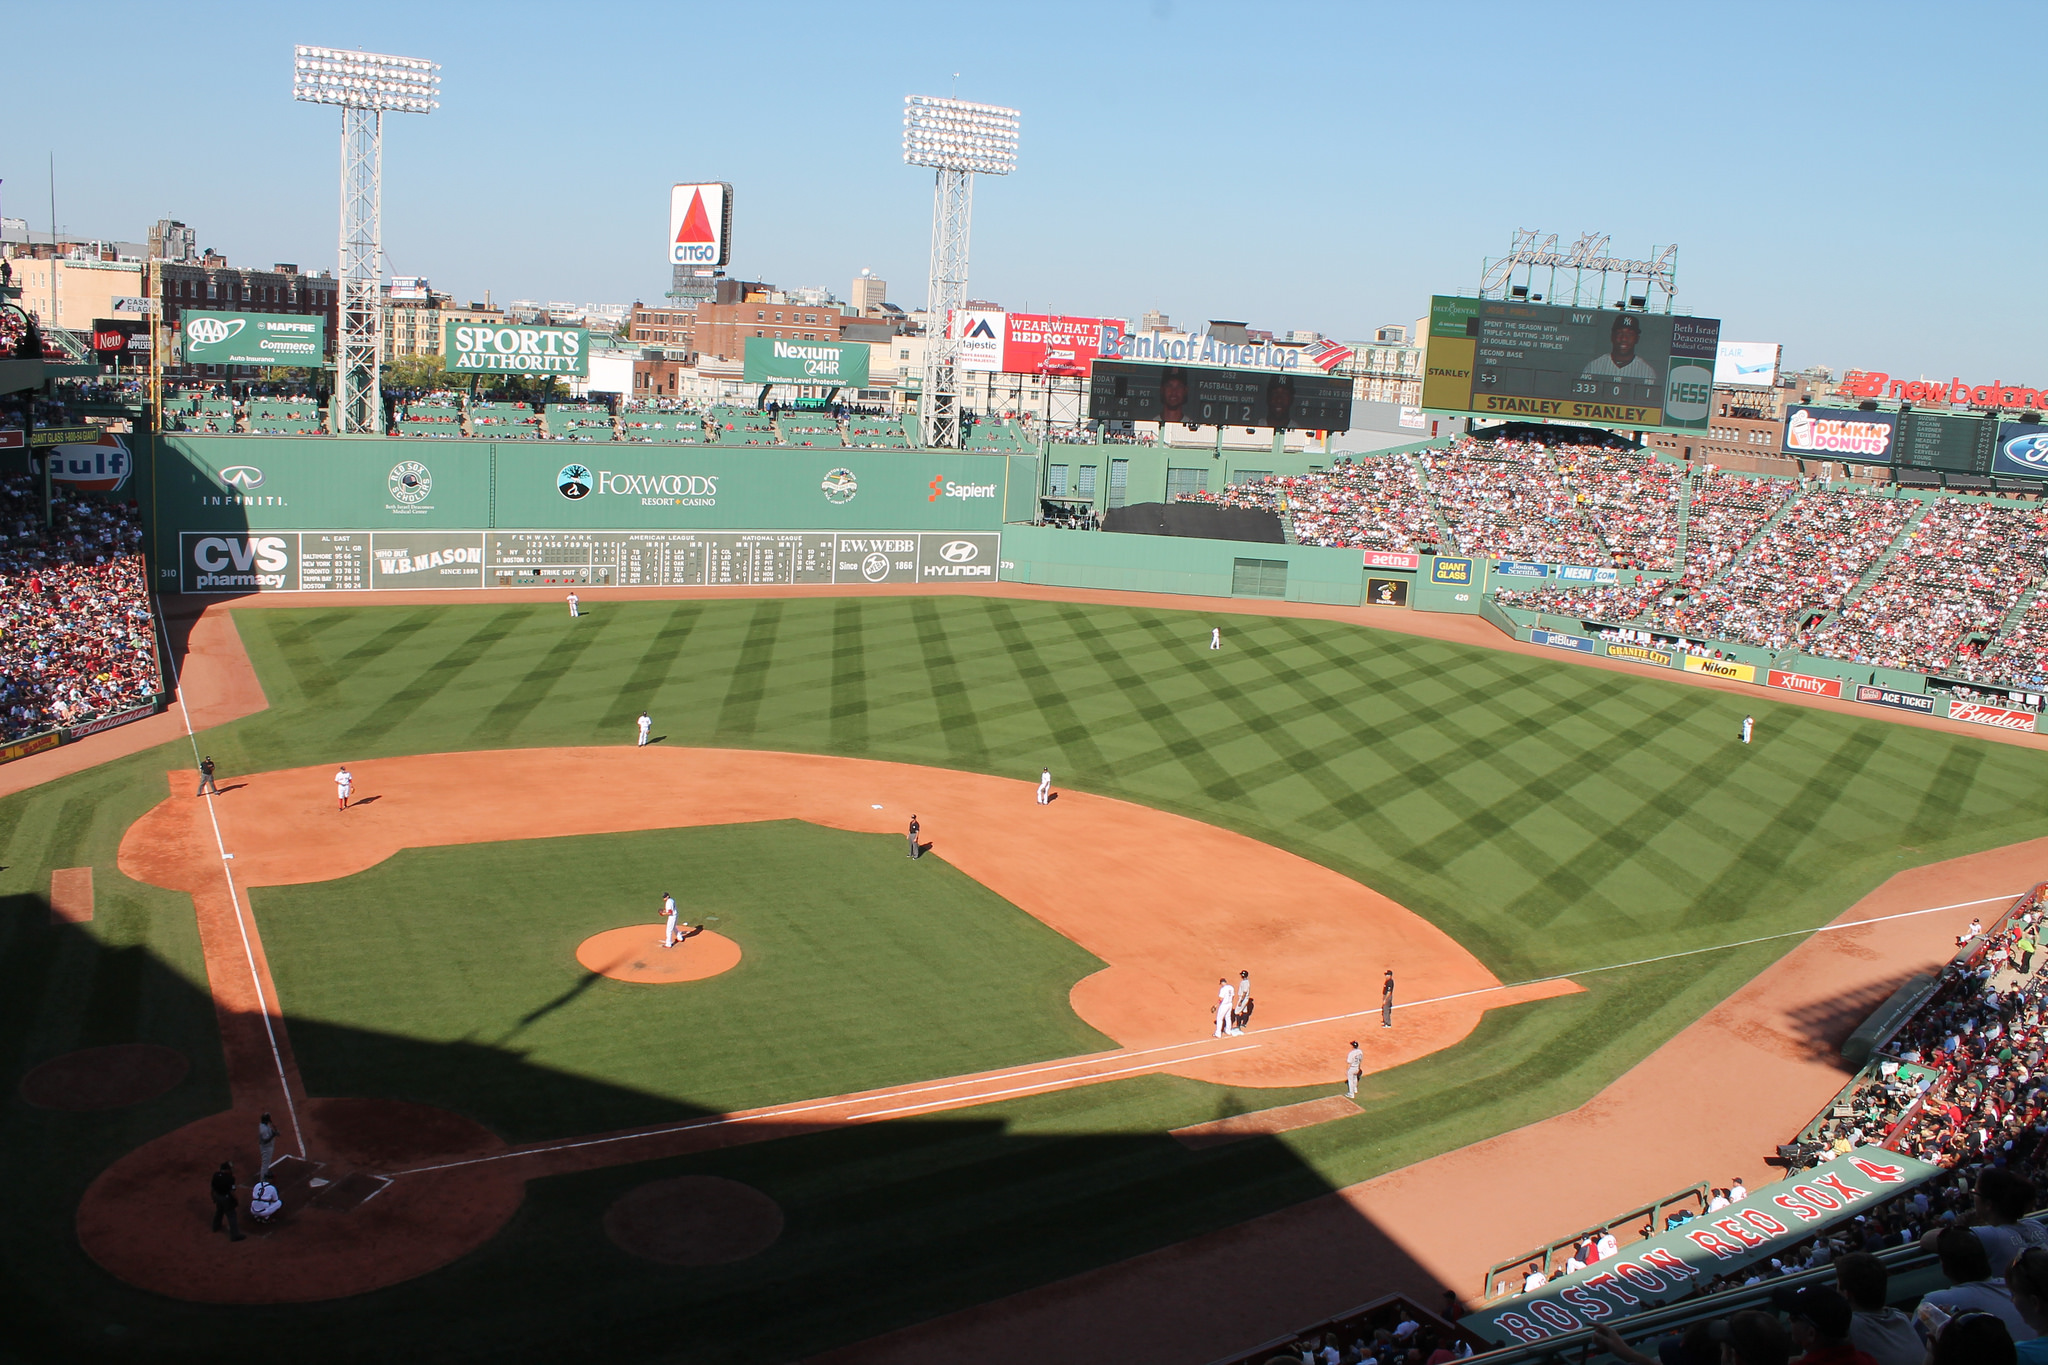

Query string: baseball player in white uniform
[1036,767,1051,805]
[1345,1041,1363,1098]
[661,892,679,948]
[1741,715,1753,745]
[1213,978,1234,1038]
[637,712,652,747]
[567,592,580,618]
[1210,627,1222,650]
[334,766,352,812]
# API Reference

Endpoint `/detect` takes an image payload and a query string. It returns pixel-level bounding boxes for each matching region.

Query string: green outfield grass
[3,592,2047,1362]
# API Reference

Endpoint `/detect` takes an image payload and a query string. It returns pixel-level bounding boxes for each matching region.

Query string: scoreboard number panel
[1087,360,1353,432]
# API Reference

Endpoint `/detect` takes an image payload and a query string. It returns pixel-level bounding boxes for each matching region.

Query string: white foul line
[155,601,305,1160]
[394,1042,1262,1176]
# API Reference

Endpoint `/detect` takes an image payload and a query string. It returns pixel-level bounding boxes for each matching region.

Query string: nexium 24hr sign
[443,323,589,376]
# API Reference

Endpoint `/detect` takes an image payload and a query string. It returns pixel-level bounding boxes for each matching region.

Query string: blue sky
[5,1,2034,378]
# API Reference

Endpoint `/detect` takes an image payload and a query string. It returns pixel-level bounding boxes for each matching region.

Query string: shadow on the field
[0,900,1459,1365]
[1774,966,1930,1067]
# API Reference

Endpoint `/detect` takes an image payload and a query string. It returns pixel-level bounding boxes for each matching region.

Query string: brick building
[628,303,695,351]
[159,259,339,372]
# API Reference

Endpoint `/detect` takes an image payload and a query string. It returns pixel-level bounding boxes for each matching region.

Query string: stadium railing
[1478,1181,1711,1303]
[1204,1291,1495,1365]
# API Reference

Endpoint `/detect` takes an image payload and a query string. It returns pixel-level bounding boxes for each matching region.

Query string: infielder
[661,892,680,948]
[1213,978,1234,1038]
[1210,626,1222,650]
[1036,767,1052,805]
[637,711,652,747]
[907,814,922,860]
[1231,969,1252,1035]
[1345,1040,1363,1098]
[1741,714,1754,745]
[1381,968,1395,1027]
[334,765,353,812]
[567,591,580,618]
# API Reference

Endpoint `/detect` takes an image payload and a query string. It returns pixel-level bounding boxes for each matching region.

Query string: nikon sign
[444,323,590,376]
[743,336,869,387]
[180,311,327,367]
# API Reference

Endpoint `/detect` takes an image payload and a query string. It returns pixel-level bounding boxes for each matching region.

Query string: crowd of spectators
[0,474,160,741]
[1804,502,2048,676]
[1214,456,1442,553]
[1422,437,1652,569]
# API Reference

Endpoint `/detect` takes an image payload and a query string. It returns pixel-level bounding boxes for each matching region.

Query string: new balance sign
[1947,701,2036,731]
[1768,669,1843,700]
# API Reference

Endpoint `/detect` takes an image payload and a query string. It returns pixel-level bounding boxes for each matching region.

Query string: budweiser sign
[1948,702,2036,731]
[1841,371,2048,410]
[1768,669,1843,699]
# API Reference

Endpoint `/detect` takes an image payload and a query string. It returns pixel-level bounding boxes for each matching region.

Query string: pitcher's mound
[604,1176,783,1265]
[21,1043,188,1110]
[576,925,741,983]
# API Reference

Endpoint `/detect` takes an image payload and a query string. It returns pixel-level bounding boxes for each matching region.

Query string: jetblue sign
[1532,629,1596,653]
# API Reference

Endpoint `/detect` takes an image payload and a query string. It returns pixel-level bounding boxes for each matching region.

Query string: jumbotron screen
[1422,295,1721,432]
[1087,360,1353,431]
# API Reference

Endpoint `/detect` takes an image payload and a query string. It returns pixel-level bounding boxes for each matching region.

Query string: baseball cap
[1611,314,1642,333]
[1772,1284,1852,1340]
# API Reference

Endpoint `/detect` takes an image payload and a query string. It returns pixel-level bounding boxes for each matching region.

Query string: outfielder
[1036,767,1052,805]
[567,591,580,618]
[1210,626,1222,650]
[637,711,652,747]
[1741,714,1753,745]
[334,765,353,812]
[661,892,679,948]
[1213,978,1234,1038]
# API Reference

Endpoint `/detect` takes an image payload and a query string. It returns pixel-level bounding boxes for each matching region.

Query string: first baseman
[334,765,353,811]
[1213,978,1234,1038]
[1345,1041,1363,1098]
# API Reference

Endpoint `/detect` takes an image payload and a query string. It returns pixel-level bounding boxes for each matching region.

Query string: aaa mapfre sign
[669,182,733,268]
[1947,701,2037,731]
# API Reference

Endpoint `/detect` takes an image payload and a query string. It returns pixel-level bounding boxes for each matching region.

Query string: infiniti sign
[220,465,265,489]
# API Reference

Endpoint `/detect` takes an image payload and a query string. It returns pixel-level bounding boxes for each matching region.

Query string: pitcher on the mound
[334,765,353,811]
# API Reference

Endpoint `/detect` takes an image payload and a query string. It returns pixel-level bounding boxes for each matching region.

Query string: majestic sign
[1421,295,1720,433]
[1683,655,1756,682]
[444,323,589,376]
[742,337,870,387]
[954,310,1124,376]
[1841,370,2048,410]
[1477,1149,1937,1347]
[1783,406,1896,458]
[181,310,327,367]
[668,182,733,268]
[1856,684,1936,714]
[1769,669,1843,700]
[1947,701,2036,731]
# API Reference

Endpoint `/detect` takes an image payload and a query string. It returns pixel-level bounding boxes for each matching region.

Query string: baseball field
[4,588,2046,1363]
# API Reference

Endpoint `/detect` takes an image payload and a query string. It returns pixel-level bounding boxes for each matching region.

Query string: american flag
[1306,338,1353,372]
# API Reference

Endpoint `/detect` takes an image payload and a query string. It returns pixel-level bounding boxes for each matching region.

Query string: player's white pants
[1036,782,1049,804]
[1215,1003,1231,1037]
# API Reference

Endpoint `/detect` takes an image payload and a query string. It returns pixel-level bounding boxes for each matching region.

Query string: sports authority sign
[444,324,589,376]
[1768,669,1843,700]
[1477,1148,1936,1347]
[669,182,733,268]
[1947,701,2038,731]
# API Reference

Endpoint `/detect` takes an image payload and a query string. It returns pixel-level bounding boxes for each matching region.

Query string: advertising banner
[67,701,160,740]
[1476,1148,1937,1347]
[181,310,326,367]
[1856,684,1935,714]
[1606,643,1674,667]
[1946,701,2037,731]
[0,731,62,765]
[1684,655,1756,683]
[1714,341,1780,388]
[953,310,1005,373]
[1532,629,1595,653]
[1421,295,1719,433]
[444,323,589,377]
[742,337,870,387]
[1992,423,2048,481]
[1088,359,1353,432]
[1558,564,1621,584]
[1363,550,1420,571]
[1497,561,1548,578]
[1366,577,1410,607]
[1769,669,1843,700]
[1783,406,1897,460]
[998,313,1119,376]
[668,182,733,268]
[1430,557,1475,586]
[370,532,487,589]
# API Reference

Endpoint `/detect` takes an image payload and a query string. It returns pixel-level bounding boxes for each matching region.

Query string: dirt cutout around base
[20,1044,188,1111]
[77,1097,520,1304]
[48,867,93,924]
[1171,1095,1362,1151]
[604,1176,785,1265]
[577,925,743,983]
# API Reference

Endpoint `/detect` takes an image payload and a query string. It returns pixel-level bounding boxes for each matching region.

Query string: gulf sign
[669,182,733,268]
[1948,701,2037,731]
[41,432,132,494]
[1769,669,1843,700]
[1479,1149,1934,1346]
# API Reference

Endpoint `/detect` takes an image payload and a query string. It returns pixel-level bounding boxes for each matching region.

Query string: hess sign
[669,182,733,268]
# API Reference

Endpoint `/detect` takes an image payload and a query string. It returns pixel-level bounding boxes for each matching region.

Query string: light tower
[902,95,1019,449]
[292,46,439,435]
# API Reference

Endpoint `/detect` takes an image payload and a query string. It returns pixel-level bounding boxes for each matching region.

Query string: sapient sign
[444,323,589,376]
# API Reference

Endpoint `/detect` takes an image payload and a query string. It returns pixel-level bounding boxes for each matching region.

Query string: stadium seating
[470,402,542,439]
[394,400,465,438]
[1178,454,1440,553]
[246,398,326,436]
[543,404,617,442]
[847,417,912,449]
[1423,437,1651,569]
[0,475,161,741]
